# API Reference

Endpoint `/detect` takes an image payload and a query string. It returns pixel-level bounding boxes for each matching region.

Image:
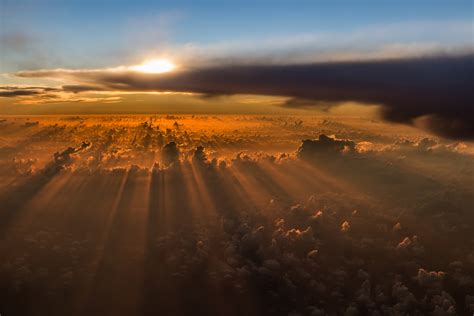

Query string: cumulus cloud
[415,268,445,288]
[15,54,474,139]
[53,141,91,164]
[341,221,350,232]
[297,134,355,159]
[161,141,180,165]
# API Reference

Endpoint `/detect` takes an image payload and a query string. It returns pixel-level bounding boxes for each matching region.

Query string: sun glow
[130,59,175,74]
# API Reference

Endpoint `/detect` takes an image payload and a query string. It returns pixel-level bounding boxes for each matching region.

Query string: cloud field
[0,115,473,315]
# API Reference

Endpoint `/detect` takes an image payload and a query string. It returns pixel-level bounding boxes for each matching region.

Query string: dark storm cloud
[16,54,474,139]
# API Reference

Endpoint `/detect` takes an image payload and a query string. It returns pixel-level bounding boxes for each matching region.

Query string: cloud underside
[9,54,474,139]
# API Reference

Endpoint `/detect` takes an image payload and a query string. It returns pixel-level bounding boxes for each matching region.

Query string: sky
[0,0,473,138]
[1,0,472,70]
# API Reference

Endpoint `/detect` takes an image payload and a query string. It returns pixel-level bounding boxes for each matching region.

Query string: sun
[130,59,175,74]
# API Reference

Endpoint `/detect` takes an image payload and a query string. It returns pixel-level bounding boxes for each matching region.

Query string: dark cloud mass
[16,54,474,139]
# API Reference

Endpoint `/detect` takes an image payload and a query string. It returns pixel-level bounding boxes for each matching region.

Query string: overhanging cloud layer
[15,54,474,139]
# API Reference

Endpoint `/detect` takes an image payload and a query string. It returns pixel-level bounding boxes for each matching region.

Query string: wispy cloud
[0,85,122,105]
[160,20,473,66]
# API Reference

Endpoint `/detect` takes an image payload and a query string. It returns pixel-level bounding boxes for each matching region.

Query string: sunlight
[130,59,176,74]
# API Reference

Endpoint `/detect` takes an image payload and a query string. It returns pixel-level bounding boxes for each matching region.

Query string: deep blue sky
[1,0,472,71]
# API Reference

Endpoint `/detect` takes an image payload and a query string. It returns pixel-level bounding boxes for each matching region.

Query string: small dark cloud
[282,98,332,110]
[297,134,356,159]
[0,86,60,97]
[0,89,40,97]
